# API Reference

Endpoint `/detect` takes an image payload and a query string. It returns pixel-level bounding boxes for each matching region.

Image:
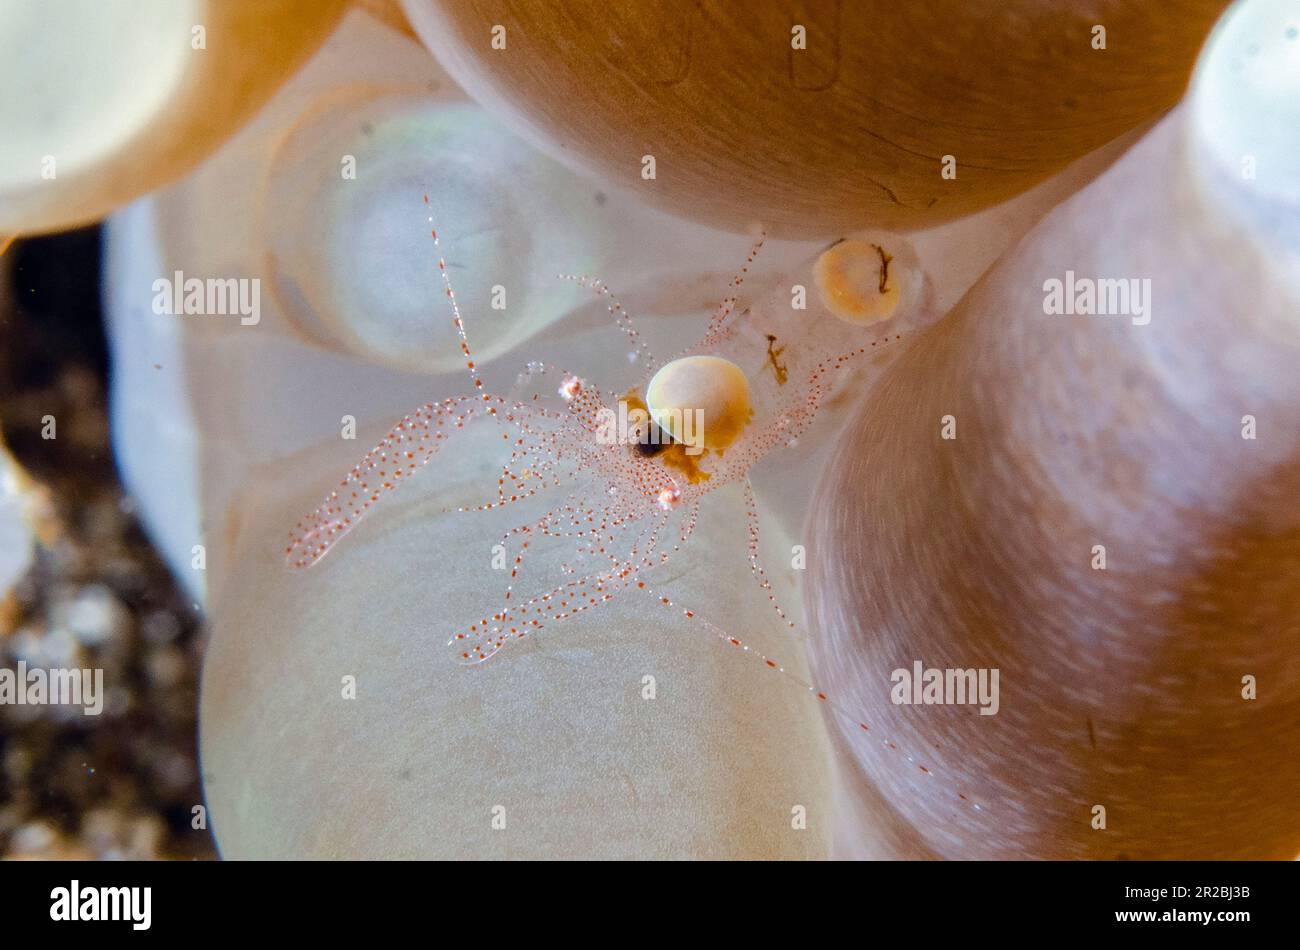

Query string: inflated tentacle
[630,574,985,813]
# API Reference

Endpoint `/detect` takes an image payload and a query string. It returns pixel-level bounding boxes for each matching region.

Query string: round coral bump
[645,355,751,454]
[0,0,348,234]
[814,239,901,325]
[404,0,1230,235]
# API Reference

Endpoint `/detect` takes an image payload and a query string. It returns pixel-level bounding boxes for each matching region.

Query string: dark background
[0,230,216,859]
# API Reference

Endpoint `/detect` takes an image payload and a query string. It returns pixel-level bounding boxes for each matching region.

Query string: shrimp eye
[814,239,900,325]
[645,355,751,454]
[634,429,668,457]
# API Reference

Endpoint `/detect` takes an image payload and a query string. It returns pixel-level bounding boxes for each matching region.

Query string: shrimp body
[286,202,986,811]
[287,209,925,660]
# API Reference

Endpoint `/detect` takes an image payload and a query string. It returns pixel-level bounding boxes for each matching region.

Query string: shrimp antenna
[557,273,658,371]
[424,195,490,407]
[704,231,766,340]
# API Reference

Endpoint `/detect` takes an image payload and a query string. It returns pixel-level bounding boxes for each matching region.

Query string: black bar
[0,860,1288,936]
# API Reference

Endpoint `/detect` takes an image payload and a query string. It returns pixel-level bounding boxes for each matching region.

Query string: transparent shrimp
[286,196,984,811]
